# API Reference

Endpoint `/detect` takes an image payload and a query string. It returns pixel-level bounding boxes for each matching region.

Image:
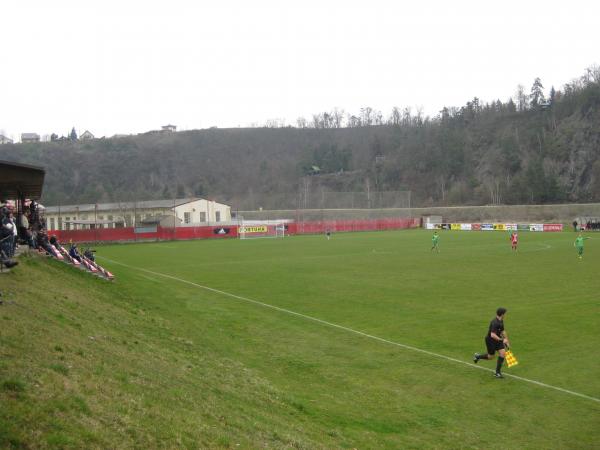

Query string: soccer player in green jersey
[431,231,440,252]
[574,233,589,259]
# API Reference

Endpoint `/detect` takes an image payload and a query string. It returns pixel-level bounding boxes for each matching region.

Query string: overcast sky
[1,0,598,140]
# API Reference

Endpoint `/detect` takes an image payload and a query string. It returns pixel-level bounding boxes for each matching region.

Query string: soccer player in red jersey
[510,231,518,252]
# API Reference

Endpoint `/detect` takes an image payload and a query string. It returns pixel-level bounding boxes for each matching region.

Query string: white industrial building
[44,198,231,231]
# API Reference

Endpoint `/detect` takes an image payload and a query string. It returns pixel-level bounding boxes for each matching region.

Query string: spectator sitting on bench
[36,231,55,256]
[83,247,96,262]
[49,235,60,248]
[69,243,82,262]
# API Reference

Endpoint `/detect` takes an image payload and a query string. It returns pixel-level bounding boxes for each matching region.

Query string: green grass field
[1,229,599,449]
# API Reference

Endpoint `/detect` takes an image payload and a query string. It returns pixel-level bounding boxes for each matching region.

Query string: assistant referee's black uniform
[474,307,508,378]
[485,317,505,355]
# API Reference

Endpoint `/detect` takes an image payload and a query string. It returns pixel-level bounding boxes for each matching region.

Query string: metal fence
[225,190,412,211]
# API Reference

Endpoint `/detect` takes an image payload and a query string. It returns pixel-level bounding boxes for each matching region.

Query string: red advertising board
[53,218,420,243]
[543,223,563,232]
[471,223,481,231]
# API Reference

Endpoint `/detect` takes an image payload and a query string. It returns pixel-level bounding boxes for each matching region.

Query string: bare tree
[415,106,424,126]
[583,64,600,85]
[389,106,401,126]
[516,84,529,111]
[332,108,345,128]
[311,114,322,128]
[360,107,373,126]
[402,107,412,126]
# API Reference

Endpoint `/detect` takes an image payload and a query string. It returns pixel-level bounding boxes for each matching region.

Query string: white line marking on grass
[139,274,161,282]
[100,256,600,404]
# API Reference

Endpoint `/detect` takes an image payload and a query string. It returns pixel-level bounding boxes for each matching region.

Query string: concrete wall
[238,203,600,223]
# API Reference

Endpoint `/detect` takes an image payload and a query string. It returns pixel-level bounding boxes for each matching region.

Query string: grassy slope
[0,256,332,449]
[1,230,599,449]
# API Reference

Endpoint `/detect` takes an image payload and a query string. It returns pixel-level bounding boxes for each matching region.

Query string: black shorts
[485,336,505,355]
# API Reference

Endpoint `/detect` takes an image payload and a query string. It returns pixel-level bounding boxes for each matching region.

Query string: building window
[58,217,63,230]
[49,218,55,230]
[215,211,221,222]
[184,212,191,224]
[200,212,206,222]
[108,215,113,229]
[124,215,132,227]
[65,217,70,230]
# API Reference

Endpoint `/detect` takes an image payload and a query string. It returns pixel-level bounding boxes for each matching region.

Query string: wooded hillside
[2,67,599,209]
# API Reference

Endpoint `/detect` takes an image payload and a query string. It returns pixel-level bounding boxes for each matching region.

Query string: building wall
[174,199,231,225]
[45,207,172,230]
[45,200,232,230]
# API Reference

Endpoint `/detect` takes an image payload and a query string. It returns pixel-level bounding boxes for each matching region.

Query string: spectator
[0,247,18,269]
[29,200,42,234]
[36,231,55,255]
[69,243,82,262]
[17,211,34,248]
[9,211,17,257]
[1,207,14,258]
[83,248,96,262]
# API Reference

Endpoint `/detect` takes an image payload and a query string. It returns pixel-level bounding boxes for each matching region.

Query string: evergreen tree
[530,78,546,107]
[70,127,78,141]
[549,86,556,105]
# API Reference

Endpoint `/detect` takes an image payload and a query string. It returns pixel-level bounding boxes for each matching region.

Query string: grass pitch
[1,229,599,448]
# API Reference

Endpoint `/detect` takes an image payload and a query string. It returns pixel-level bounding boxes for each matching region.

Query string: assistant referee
[473,307,510,378]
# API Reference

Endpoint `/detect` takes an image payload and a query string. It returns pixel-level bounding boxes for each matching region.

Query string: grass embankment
[0,255,326,449]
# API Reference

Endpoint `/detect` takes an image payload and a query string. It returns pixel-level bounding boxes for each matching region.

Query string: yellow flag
[505,350,519,368]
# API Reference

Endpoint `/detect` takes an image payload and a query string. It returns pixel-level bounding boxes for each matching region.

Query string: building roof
[44,198,228,214]
[63,219,117,225]
[0,159,46,199]
[0,134,13,142]
[21,133,40,139]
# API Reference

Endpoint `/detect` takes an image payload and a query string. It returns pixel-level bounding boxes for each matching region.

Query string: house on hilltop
[21,133,40,143]
[0,135,13,145]
[80,130,95,140]
[141,124,177,136]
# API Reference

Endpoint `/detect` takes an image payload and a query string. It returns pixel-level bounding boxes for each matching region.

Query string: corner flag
[505,350,519,368]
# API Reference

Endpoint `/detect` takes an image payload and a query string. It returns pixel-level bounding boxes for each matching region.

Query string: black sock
[496,356,505,373]
[478,354,489,360]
